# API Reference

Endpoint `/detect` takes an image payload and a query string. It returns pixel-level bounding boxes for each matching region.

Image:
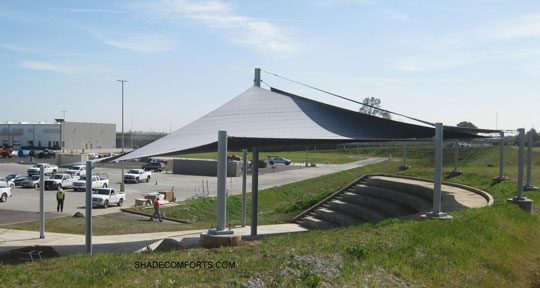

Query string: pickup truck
[44,174,74,190]
[72,175,109,192]
[65,164,86,178]
[123,169,151,184]
[91,188,126,208]
[27,163,58,176]
[142,160,163,172]
[0,187,12,202]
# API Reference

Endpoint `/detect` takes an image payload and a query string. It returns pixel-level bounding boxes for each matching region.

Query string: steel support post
[507,128,534,212]
[524,130,539,191]
[495,131,508,180]
[399,143,410,170]
[241,149,248,227]
[39,166,45,239]
[424,123,451,219]
[451,139,462,175]
[85,161,93,254]
[251,146,259,236]
[254,68,261,87]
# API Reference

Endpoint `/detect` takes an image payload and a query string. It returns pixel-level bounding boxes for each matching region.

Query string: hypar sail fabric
[118,86,482,160]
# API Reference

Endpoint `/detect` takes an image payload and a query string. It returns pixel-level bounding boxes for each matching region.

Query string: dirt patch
[0,246,59,265]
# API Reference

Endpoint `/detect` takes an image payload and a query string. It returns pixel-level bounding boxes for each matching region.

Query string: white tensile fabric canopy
[118,86,479,161]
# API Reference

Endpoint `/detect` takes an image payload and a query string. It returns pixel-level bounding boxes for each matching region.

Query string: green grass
[177,149,368,164]
[1,146,540,287]
[1,214,184,236]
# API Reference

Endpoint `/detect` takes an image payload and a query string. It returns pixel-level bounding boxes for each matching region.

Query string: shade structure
[118,86,484,161]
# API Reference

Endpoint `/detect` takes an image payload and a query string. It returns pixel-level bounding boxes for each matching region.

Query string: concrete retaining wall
[173,159,241,177]
[56,153,89,166]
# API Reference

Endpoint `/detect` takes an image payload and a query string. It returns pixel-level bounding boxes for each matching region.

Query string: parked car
[27,163,58,176]
[92,188,126,208]
[65,164,86,178]
[142,160,163,172]
[123,169,151,184]
[5,174,28,186]
[44,174,74,190]
[72,175,109,192]
[269,156,292,165]
[0,177,15,189]
[0,187,12,202]
[0,147,13,158]
[18,150,31,157]
[37,149,56,159]
[21,175,44,188]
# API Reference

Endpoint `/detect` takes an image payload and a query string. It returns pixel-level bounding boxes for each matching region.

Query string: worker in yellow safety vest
[56,188,65,212]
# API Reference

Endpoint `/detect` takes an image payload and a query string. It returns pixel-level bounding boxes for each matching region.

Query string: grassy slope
[177,149,368,164]
[1,146,540,287]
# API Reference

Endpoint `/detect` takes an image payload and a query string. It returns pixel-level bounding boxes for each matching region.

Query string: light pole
[117,80,127,192]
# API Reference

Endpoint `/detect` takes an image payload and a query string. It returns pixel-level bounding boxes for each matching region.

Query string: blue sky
[1,0,539,133]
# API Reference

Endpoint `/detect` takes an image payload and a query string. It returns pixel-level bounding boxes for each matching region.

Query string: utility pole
[117,80,127,192]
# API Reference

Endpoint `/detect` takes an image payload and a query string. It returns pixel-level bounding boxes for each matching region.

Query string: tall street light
[117,80,127,192]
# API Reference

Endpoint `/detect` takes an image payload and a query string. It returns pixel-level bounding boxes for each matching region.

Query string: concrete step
[299,215,336,229]
[352,184,432,211]
[363,177,433,201]
[325,199,389,221]
[330,192,414,218]
[312,207,363,226]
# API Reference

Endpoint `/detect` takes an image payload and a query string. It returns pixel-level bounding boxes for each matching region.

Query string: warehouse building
[116,131,167,149]
[0,120,116,150]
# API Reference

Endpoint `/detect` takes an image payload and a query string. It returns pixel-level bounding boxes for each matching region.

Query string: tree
[456,121,478,129]
[359,97,391,119]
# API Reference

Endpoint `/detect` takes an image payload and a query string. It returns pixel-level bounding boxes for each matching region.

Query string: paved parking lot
[0,158,386,224]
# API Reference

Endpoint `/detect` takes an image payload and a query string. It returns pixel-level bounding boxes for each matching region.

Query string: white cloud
[135,0,299,57]
[18,60,116,77]
[0,43,33,53]
[19,61,77,74]
[100,33,177,53]
[394,13,540,73]
[52,8,125,14]
[480,14,540,40]
[381,10,415,22]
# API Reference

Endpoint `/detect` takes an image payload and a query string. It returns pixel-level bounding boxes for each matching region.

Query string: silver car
[21,175,44,188]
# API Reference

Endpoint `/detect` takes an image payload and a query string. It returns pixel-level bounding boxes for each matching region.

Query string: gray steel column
[423,123,451,219]
[524,130,538,190]
[254,68,261,87]
[496,131,508,180]
[399,143,410,170]
[251,146,259,236]
[451,139,462,175]
[216,131,227,231]
[39,166,45,239]
[508,128,533,212]
[85,160,93,254]
[516,128,525,199]
[433,123,443,214]
[241,149,248,227]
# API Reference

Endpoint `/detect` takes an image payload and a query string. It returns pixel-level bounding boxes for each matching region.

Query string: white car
[27,163,58,176]
[72,175,109,192]
[65,164,86,177]
[0,177,15,189]
[123,169,151,184]
[92,188,126,208]
[44,174,74,190]
[0,187,12,202]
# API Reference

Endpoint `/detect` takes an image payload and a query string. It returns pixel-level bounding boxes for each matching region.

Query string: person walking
[56,188,65,213]
[150,197,163,222]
